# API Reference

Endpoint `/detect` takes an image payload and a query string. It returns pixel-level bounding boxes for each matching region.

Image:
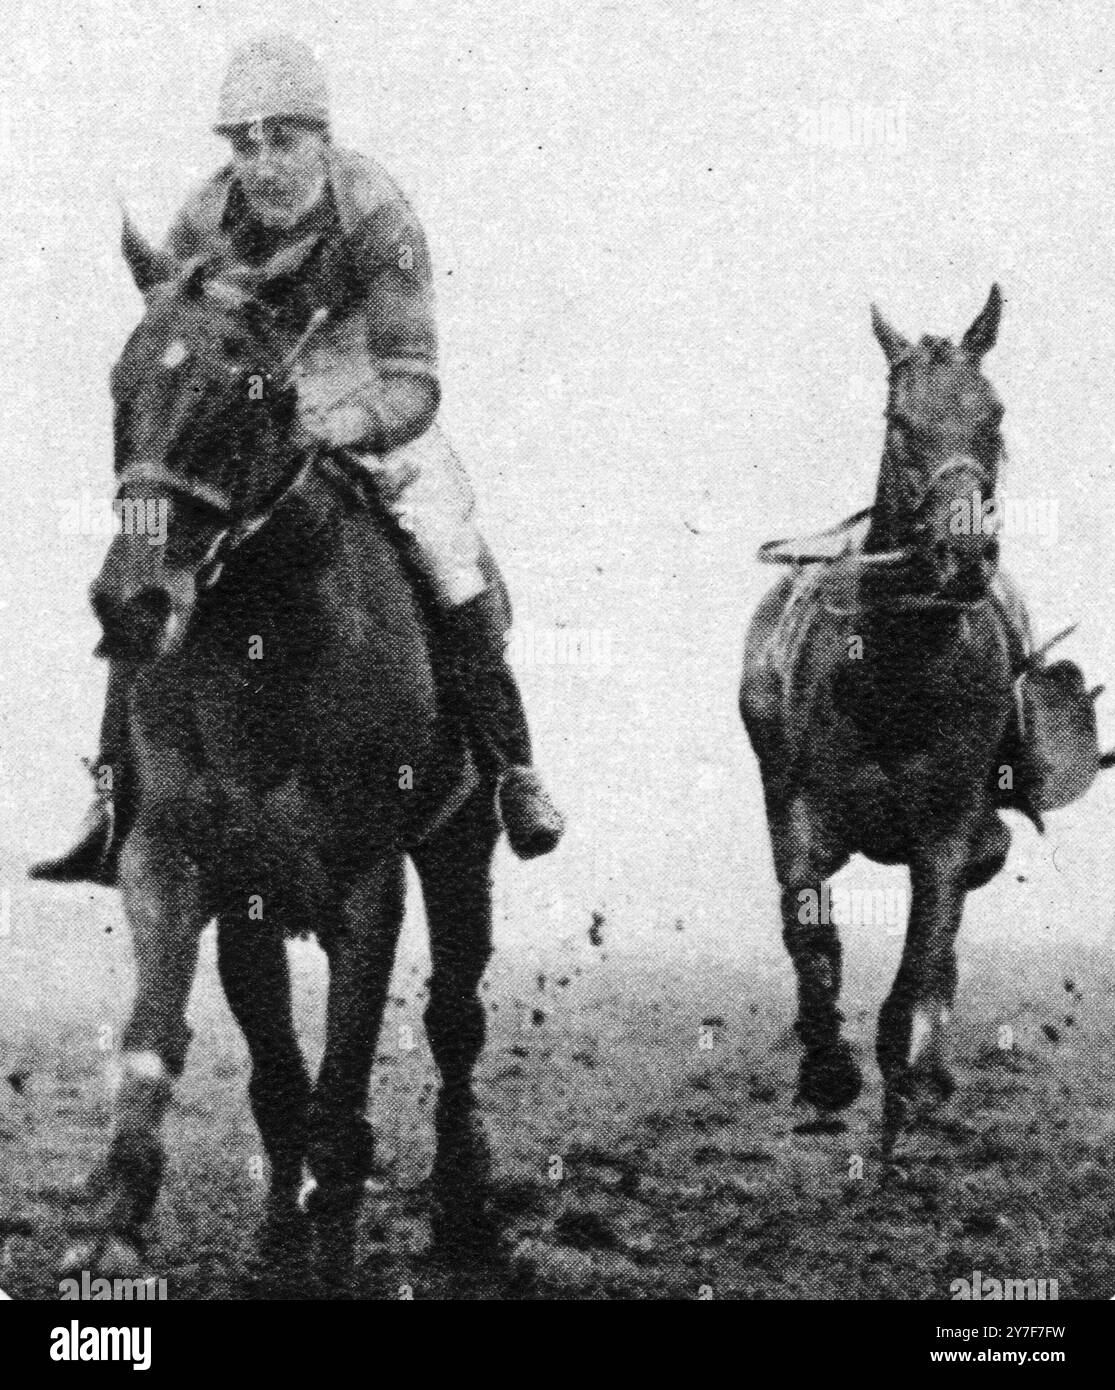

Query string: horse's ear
[870,302,910,366]
[121,213,177,295]
[962,283,1002,358]
[179,256,212,299]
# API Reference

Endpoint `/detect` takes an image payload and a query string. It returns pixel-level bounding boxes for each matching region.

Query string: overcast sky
[3,1,1114,948]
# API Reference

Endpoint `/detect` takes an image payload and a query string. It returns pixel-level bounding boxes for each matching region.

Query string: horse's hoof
[60,1233,147,1283]
[909,1060,956,1114]
[432,1098,491,1190]
[253,1201,312,1296]
[429,1198,501,1263]
[881,1089,913,1160]
[311,1215,358,1298]
[429,1108,498,1262]
[260,1201,311,1262]
[797,1039,863,1112]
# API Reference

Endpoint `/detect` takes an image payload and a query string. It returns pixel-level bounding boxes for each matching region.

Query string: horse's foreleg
[772,799,861,1112]
[306,853,406,1292]
[63,817,207,1273]
[216,916,311,1261]
[781,884,862,1112]
[877,833,970,1155]
[411,796,499,1244]
[908,819,997,1116]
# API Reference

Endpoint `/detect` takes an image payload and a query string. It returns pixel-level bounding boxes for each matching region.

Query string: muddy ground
[2,868,1114,1301]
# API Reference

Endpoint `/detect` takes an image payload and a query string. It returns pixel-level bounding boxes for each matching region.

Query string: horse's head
[92,218,310,662]
[870,285,1005,604]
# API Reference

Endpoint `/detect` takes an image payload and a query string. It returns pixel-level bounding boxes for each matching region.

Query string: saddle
[756,511,1111,825]
[1011,656,1110,815]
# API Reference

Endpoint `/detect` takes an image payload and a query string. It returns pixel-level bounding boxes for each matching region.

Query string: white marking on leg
[908,1008,934,1066]
[105,1050,165,1098]
[112,1051,170,1136]
[122,1050,166,1081]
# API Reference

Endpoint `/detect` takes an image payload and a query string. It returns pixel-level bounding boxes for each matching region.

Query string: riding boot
[443,590,565,859]
[28,663,132,886]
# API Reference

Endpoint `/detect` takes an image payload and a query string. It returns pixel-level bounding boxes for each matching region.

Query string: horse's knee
[781,908,841,973]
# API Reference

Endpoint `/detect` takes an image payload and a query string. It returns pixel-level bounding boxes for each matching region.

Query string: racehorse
[61,222,502,1290]
[741,286,1028,1155]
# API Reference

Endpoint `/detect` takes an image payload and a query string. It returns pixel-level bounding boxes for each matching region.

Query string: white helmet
[214,32,329,133]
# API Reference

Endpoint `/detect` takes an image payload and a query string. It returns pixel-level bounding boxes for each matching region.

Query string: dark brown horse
[741,286,1024,1154]
[61,226,502,1289]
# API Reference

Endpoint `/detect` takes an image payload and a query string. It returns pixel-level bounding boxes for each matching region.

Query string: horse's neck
[864,450,900,554]
[210,462,338,616]
[230,462,404,630]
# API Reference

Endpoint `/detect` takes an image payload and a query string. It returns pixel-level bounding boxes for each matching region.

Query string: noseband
[900,454,997,536]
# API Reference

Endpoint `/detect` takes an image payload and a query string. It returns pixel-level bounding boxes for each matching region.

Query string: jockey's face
[226,117,328,229]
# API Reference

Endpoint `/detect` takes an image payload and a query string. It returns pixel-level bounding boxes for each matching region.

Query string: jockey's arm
[162,178,442,457]
[295,196,441,456]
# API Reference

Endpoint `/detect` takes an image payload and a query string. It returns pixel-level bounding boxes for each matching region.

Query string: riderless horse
[741,286,1106,1154]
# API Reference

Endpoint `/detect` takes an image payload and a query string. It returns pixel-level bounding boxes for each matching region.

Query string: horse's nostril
[91,587,124,634]
[94,586,172,658]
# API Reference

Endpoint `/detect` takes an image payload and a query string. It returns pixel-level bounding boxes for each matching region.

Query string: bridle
[758,452,1002,615]
[893,452,997,537]
[116,451,317,590]
[113,302,333,590]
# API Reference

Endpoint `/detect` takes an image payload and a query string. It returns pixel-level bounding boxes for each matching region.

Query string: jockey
[32,31,564,884]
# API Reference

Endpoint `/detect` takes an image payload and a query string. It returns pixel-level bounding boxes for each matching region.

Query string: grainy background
[2,0,1115,1298]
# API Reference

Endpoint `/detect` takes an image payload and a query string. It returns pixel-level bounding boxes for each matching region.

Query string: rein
[117,451,319,590]
[758,507,905,568]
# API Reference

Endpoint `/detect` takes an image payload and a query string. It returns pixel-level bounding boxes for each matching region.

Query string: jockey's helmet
[214,32,329,133]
